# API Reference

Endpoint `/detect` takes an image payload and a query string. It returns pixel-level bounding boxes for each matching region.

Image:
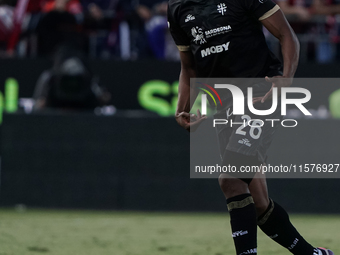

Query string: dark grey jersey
[168,0,283,77]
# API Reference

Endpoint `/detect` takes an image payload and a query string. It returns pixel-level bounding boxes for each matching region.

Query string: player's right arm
[168,1,206,131]
[176,51,196,115]
[175,51,206,132]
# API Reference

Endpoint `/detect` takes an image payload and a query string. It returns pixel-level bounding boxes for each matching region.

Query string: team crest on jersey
[217,3,227,15]
[185,14,195,22]
[191,26,207,45]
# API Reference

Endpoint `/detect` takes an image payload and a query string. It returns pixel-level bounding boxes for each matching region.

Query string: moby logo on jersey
[201,42,230,58]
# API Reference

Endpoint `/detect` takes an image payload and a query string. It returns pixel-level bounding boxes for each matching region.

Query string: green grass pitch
[0,209,339,255]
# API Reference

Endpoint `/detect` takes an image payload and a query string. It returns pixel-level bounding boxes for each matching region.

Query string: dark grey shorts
[214,98,282,163]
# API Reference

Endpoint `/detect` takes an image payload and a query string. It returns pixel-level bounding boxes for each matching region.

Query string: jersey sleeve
[242,0,280,21]
[167,3,191,51]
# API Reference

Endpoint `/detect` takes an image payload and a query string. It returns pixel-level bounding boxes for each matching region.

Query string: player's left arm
[258,9,300,103]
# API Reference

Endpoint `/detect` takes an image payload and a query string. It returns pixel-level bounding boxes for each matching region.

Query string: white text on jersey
[205,25,232,38]
[201,42,230,58]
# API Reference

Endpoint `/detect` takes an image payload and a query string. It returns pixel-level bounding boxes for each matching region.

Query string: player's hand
[175,109,207,132]
[253,76,293,104]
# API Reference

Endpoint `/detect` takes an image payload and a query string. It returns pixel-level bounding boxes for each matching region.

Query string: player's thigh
[215,123,233,161]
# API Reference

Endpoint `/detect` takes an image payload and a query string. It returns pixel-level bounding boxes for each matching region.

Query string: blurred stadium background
[0,0,340,254]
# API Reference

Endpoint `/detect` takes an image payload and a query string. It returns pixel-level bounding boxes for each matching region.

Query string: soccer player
[167,0,334,255]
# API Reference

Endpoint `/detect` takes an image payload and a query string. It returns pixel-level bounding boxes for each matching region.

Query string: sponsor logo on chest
[205,25,232,38]
[201,42,230,58]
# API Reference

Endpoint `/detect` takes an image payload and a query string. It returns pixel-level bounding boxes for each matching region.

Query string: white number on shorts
[235,115,250,136]
[235,115,262,140]
[249,119,262,139]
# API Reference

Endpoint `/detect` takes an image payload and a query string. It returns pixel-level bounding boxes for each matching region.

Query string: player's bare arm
[254,9,300,103]
[175,51,206,132]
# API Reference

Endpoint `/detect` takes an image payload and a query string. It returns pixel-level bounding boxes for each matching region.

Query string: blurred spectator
[135,0,163,22]
[82,0,131,58]
[276,0,312,21]
[145,1,179,60]
[311,0,340,15]
[126,0,164,59]
[311,0,340,61]
[271,0,340,62]
[36,0,86,56]
[0,0,339,61]
[82,0,117,16]
[0,0,46,57]
[33,47,110,110]
[42,0,82,18]
[27,0,45,13]
[128,0,179,59]
[145,1,167,59]
[0,0,15,55]
[82,2,109,31]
